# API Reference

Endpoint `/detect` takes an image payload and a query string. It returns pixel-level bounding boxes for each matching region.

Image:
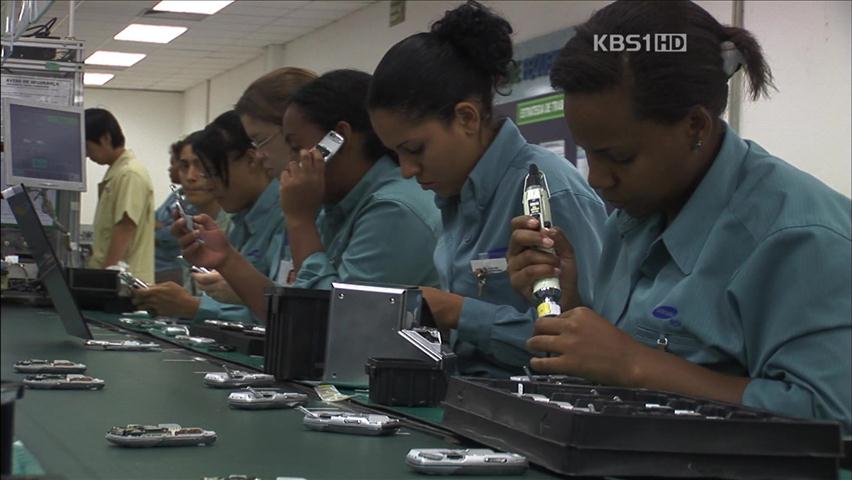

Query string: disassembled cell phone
[314,130,344,162]
[300,408,400,436]
[514,393,551,403]
[14,359,87,374]
[177,255,212,274]
[161,325,191,337]
[118,270,149,290]
[120,317,153,328]
[227,387,308,410]
[243,326,265,337]
[203,320,250,332]
[202,476,262,480]
[203,365,275,389]
[169,184,194,230]
[105,423,216,447]
[508,374,585,384]
[174,335,216,346]
[23,373,105,390]
[405,448,529,476]
[84,339,162,351]
[208,344,237,353]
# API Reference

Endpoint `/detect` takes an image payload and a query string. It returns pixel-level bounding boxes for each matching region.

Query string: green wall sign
[516,93,565,126]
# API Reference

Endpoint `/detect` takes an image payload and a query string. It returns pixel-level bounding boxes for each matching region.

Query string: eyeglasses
[251,130,280,150]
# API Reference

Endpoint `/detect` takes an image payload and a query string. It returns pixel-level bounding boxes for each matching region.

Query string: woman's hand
[171,213,236,270]
[507,215,581,311]
[420,287,464,330]
[527,307,643,386]
[280,148,325,225]
[192,271,243,305]
[132,282,200,319]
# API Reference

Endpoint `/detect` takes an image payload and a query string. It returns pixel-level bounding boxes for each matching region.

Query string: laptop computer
[2,184,93,339]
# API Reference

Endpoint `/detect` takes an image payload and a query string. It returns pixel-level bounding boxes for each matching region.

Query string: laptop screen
[2,184,92,339]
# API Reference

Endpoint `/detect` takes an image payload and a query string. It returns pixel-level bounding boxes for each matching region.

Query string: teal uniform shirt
[435,119,608,377]
[295,155,441,290]
[194,179,285,325]
[592,125,851,431]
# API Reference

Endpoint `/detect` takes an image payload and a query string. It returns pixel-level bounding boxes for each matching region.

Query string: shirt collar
[231,179,280,236]
[325,155,397,218]
[103,149,133,183]
[436,119,527,211]
[662,123,750,274]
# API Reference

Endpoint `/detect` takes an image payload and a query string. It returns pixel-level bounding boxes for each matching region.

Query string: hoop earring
[691,138,704,152]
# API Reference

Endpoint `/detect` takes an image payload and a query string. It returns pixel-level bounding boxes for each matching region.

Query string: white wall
[740,0,851,197]
[276,1,619,76]
[83,88,183,225]
[177,0,849,198]
[178,1,624,136]
[182,81,208,136]
[207,55,266,122]
[181,55,265,135]
[181,1,732,132]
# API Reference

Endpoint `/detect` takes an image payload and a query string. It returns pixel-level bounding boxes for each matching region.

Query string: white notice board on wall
[0,74,71,225]
[1,74,73,106]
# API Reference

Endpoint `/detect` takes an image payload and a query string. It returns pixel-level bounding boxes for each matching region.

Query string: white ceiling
[41,0,374,91]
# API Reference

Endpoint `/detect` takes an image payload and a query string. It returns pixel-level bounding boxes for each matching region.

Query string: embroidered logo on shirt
[652,305,678,319]
[245,249,260,260]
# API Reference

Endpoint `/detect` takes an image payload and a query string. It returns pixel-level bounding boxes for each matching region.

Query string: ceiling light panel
[83,73,115,86]
[114,24,188,43]
[152,1,234,15]
[85,51,147,67]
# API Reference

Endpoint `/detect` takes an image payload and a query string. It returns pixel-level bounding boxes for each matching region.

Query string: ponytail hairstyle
[289,69,390,162]
[550,0,774,123]
[367,0,514,122]
[234,67,318,125]
[192,110,254,186]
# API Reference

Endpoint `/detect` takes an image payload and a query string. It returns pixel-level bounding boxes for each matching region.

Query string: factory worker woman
[173,69,441,319]
[153,139,190,282]
[367,1,608,377]
[507,0,851,430]
[174,131,232,290]
[188,67,317,302]
[235,67,317,180]
[134,111,283,324]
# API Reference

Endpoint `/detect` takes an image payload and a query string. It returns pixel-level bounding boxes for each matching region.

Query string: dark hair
[235,67,318,125]
[85,108,125,147]
[367,0,514,122]
[550,0,774,123]
[169,139,184,162]
[290,69,389,161]
[192,111,253,186]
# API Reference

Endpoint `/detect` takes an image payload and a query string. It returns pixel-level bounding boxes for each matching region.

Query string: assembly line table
[1,304,561,480]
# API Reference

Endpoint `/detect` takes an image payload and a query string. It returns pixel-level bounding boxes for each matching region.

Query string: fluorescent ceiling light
[85,51,146,67]
[114,24,188,44]
[84,73,115,86]
[152,1,234,15]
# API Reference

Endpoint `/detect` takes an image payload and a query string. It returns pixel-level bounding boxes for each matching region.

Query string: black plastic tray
[264,287,330,381]
[66,268,135,313]
[441,377,843,479]
[189,324,265,356]
[366,357,449,407]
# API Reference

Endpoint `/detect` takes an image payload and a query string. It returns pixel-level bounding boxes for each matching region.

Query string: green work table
[1,304,561,480]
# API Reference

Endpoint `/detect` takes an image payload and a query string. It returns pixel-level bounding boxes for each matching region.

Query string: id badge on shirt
[469,248,508,297]
[277,259,295,286]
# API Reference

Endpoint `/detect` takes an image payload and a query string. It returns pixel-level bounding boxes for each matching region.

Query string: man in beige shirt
[85,108,154,284]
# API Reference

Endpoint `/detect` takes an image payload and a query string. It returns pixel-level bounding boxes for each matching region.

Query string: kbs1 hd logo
[594,34,687,53]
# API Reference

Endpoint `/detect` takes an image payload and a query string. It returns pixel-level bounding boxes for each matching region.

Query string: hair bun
[431,1,514,88]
